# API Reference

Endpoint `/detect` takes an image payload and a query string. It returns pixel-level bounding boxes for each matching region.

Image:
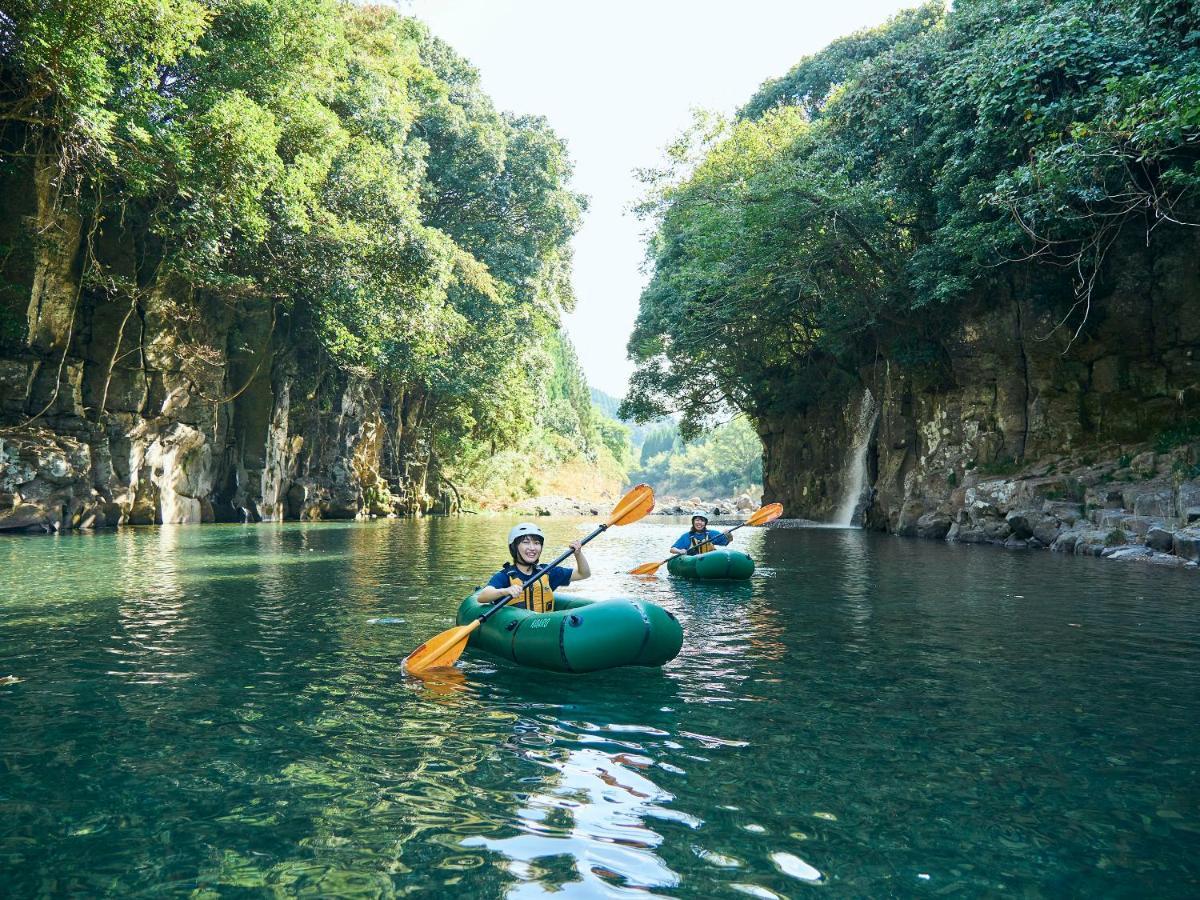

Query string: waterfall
[833,389,877,527]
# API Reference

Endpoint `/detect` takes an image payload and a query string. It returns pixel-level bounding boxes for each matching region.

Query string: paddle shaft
[478,523,608,624]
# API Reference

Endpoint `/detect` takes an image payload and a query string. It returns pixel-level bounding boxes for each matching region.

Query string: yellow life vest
[690,533,715,554]
[507,568,556,613]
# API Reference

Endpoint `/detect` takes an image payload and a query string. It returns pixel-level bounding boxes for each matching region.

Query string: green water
[1,520,1198,898]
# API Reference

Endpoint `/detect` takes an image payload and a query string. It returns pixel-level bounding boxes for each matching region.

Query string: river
[2,519,1197,897]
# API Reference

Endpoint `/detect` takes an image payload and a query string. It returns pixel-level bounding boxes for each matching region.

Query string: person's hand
[569,539,583,554]
[506,584,525,599]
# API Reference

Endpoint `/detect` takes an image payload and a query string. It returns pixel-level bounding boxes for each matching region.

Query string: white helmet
[690,510,709,523]
[508,523,545,545]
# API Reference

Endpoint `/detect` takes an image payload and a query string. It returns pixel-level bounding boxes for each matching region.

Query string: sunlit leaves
[626,0,1200,434]
[4,0,589,497]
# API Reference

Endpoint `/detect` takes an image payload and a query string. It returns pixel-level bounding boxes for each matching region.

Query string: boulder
[915,511,952,540]
[896,499,927,537]
[951,524,986,543]
[981,519,1013,543]
[1067,527,1119,557]
[1130,451,1157,476]
[1050,531,1078,553]
[1095,512,1165,538]
[1041,501,1084,525]
[1006,508,1060,541]
[1005,508,1037,540]
[1145,526,1175,553]
[1103,545,1152,561]
[1173,526,1200,562]
[1032,518,1063,546]
[1178,480,1200,515]
[1143,553,1196,568]
[1132,488,1174,518]
[0,502,52,532]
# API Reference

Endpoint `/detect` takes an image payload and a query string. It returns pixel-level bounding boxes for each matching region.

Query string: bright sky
[405,0,925,397]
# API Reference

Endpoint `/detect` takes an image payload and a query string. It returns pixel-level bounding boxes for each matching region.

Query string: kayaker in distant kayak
[477,523,590,613]
[670,511,732,556]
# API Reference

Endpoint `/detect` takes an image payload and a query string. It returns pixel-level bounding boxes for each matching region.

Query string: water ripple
[1,519,1198,897]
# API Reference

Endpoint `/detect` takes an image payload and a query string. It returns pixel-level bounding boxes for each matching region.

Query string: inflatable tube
[454,592,683,673]
[666,548,755,581]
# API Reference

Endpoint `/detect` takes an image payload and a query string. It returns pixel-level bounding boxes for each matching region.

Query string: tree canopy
[1,0,599,501]
[622,0,1200,436]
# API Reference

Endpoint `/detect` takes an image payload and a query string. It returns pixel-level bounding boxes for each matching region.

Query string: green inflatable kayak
[667,548,755,581]
[454,592,683,673]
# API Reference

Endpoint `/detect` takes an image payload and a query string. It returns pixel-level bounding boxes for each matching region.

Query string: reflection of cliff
[761,235,1200,557]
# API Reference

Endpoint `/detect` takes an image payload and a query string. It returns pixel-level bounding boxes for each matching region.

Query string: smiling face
[515,534,543,565]
[691,517,708,532]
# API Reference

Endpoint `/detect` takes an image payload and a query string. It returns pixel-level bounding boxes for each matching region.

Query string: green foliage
[629,417,763,498]
[740,3,944,120]
[978,457,1022,477]
[592,386,673,452]
[3,0,590,502]
[625,0,1200,435]
[0,301,24,351]
[1105,528,1128,547]
[593,414,632,470]
[1154,418,1200,453]
[639,423,680,464]
[441,331,630,504]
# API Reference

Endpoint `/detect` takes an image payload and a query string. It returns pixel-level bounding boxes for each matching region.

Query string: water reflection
[108,525,194,685]
[465,723,694,896]
[1,518,1198,898]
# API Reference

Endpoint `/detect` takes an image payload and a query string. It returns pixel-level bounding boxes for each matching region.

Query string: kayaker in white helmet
[476,523,590,613]
[669,510,732,556]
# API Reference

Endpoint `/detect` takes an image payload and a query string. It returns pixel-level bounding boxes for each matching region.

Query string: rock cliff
[759,231,1200,566]
[0,161,450,533]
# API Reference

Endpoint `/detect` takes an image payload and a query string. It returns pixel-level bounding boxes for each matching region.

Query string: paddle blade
[403,620,480,674]
[746,502,784,527]
[608,483,655,527]
[629,558,667,576]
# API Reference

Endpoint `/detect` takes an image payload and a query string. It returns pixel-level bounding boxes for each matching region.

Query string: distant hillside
[590,387,622,421]
[590,387,671,451]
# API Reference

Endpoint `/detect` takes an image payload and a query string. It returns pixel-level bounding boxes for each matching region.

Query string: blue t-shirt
[487,564,573,591]
[671,529,731,553]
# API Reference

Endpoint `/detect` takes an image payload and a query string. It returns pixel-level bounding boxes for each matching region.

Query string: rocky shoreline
[759,443,1199,571]
[5,421,1197,575]
[893,443,1200,570]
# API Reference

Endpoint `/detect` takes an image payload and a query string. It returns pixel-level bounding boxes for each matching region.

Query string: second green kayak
[667,548,755,580]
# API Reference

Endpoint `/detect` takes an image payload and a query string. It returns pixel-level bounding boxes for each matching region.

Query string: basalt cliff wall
[0,157,450,533]
[759,231,1200,566]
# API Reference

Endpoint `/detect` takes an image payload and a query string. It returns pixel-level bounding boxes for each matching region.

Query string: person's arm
[566,539,590,582]
[478,573,525,604]
[712,529,732,546]
[669,534,689,555]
